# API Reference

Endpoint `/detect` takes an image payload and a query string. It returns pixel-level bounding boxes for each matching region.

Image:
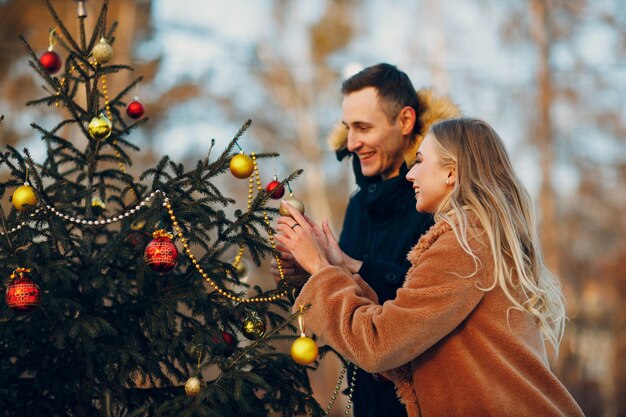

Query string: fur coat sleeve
[294,225,486,373]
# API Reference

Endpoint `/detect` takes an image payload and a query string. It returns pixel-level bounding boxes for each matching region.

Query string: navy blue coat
[338,156,434,417]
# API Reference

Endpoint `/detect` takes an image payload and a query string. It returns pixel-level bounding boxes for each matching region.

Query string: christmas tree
[0,1,324,416]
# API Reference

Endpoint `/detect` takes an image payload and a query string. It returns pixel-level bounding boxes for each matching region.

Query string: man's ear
[398,106,416,136]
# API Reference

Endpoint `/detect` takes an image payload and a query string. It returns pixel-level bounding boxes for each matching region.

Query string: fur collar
[407,218,453,265]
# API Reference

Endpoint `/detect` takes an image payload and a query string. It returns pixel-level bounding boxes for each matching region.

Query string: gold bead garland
[231,246,246,276]
[99,72,127,173]
[250,153,285,282]
[164,153,288,304]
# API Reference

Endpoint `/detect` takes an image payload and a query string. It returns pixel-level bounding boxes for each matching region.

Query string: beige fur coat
[295,219,584,417]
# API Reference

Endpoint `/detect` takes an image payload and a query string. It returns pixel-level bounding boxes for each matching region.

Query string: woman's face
[405,133,454,213]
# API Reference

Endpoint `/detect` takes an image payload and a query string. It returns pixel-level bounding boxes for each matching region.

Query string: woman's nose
[406,164,417,182]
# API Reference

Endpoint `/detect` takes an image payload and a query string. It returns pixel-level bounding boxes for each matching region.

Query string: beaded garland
[325,362,356,416]
[3,154,289,304]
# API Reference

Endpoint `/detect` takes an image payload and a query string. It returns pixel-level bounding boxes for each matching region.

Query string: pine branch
[41,0,83,52]
[218,309,301,376]
[0,205,18,261]
[89,0,111,51]
[31,123,84,160]
[113,76,144,104]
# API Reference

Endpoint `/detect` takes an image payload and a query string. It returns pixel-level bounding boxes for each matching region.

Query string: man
[273,63,460,417]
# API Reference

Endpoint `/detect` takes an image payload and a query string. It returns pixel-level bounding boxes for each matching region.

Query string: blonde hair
[430,118,566,351]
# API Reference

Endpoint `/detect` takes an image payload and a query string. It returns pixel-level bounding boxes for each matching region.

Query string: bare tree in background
[529,0,559,275]
[498,0,626,415]
[424,0,450,93]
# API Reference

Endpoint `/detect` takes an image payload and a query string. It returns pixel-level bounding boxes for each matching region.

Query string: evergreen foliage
[0,1,323,416]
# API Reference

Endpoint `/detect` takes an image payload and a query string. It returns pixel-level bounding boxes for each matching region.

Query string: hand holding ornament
[274,202,338,275]
[270,243,310,288]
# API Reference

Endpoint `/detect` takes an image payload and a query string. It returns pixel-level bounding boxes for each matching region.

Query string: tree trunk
[529,0,559,276]
[425,0,450,93]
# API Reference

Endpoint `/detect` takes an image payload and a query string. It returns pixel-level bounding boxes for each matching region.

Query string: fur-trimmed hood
[327,88,461,168]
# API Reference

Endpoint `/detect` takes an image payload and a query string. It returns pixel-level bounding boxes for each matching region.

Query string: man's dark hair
[341,63,423,137]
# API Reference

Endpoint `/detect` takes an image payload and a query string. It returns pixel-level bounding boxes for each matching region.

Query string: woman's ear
[398,106,416,136]
[446,166,457,185]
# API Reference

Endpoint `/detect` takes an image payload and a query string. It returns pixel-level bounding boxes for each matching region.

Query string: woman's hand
[274,202,332,275]
[269,243,310,289]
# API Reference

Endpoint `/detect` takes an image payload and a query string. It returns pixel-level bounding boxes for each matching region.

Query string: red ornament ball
[126,99,145,119]
[212,329,237,347]
[39,50,62,74]
[221,330,236,347]
[144,230,179,273]
[265,180,285,199]
[5,269,41,312]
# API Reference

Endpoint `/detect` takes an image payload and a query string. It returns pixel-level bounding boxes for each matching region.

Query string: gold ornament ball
[229,153,254,179]
[241,314,266,340]
[88,114,113,141]
[184,376,203,397]
[12,185,38,211]
[279,196,305,217]
[92,37,113,63]
[290,335,319,365]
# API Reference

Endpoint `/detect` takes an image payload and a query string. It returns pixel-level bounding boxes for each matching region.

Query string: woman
[275,118,583,417]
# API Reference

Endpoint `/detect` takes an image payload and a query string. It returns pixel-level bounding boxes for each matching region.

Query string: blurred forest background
[1,0,624,416]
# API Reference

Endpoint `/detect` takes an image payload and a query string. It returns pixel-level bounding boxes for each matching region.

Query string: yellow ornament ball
[279,196,305,217]
[184,376,202,397]
[12,185,38,212]
[229,153,254,179]
[92,37,114,64]
[88,114,113,141]
[290,335,318,365]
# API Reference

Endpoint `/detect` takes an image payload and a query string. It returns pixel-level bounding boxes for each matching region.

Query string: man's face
[341,87,406,180]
